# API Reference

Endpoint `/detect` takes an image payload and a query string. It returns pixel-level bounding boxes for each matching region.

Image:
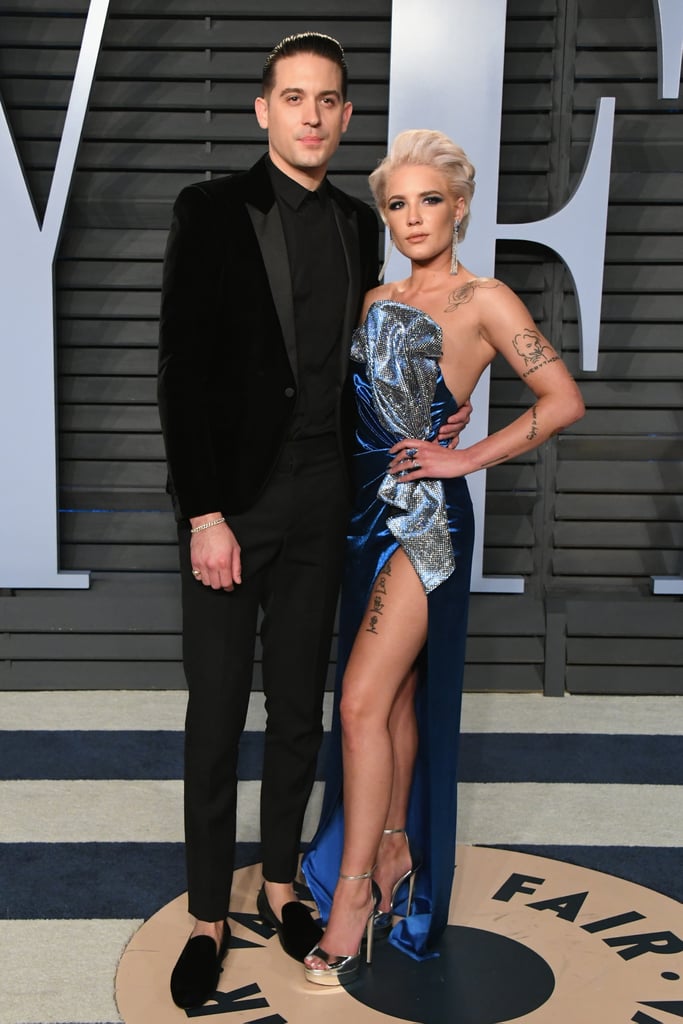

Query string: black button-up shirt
[267,158,348,439]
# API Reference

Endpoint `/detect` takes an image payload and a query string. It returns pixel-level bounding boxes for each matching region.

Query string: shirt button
[284,387,295,398]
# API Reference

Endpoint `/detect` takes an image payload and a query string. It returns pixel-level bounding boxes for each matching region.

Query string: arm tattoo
[512,328,560,379]
[526,404,539,441]
[444,277,499,312]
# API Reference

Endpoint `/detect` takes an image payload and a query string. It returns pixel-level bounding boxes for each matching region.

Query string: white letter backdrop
[0,0,110,588]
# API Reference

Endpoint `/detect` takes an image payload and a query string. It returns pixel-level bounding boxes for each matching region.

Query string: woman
[301,130,585,984]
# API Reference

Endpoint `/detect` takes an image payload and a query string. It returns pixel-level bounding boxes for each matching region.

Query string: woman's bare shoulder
[359,282,394,319]
[443,275,509,311]
[367,282,394,301]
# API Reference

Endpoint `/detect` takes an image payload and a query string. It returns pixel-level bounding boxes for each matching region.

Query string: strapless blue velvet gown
[302,300,474,960]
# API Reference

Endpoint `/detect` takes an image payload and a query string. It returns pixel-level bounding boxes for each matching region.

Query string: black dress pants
[178,439,349,921]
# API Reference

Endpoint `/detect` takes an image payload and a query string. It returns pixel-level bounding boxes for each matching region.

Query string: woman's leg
[305,548,427,963]
[374,664,418,912]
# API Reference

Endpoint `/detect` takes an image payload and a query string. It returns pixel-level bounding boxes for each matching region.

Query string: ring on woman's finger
[191,568,201,578]
[412,459,421,470]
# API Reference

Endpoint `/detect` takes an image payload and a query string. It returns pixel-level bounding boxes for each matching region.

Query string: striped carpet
[1,689,681,1024]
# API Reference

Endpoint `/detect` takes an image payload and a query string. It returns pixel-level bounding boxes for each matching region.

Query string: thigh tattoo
[364,557,393,636]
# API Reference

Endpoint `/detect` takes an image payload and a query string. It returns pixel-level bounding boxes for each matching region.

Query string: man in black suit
[158,33,379,1008]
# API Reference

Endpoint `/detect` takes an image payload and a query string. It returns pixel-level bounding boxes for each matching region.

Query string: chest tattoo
[444,277,499,313]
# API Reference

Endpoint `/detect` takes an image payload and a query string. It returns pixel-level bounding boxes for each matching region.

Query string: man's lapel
[243,158,298,381]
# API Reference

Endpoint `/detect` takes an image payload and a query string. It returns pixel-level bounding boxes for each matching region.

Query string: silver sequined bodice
[350,300,456,593]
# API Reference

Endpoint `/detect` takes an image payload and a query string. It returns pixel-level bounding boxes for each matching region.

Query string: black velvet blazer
[158,155,379,521]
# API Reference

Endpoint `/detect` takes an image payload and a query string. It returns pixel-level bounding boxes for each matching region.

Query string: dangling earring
[450,219,460,275]
[379,234,394,281]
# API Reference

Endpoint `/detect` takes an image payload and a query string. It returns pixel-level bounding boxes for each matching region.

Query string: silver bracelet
[190,516,226,534]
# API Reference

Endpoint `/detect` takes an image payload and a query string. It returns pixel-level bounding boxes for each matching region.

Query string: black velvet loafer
[257,885,323,962]
[170,921,231,1009]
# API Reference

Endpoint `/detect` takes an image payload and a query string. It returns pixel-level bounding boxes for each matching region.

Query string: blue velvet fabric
[302,301,475,960]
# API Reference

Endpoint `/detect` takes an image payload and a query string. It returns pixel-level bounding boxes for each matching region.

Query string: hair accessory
[379,236,394,281]
[450,219,460,275]
[190,517,226,534]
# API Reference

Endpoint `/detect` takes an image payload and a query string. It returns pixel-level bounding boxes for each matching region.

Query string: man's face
[254,53,352,187]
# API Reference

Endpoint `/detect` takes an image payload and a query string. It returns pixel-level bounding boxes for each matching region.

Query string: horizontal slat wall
[565,599,683,695]
[555,0,683,690]
[0,0,397,689]
[0,0,680,693]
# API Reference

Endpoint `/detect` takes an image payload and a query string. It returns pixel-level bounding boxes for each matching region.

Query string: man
[158,32,378,1009]
[158,31,468,1009]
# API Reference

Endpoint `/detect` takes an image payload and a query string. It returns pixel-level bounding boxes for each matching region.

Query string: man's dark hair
[262,32,348,99]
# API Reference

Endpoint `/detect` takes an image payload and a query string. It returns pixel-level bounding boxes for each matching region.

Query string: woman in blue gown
[302,130,584,984]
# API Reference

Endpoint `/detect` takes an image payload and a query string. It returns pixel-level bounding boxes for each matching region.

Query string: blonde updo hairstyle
[369,129,476,238]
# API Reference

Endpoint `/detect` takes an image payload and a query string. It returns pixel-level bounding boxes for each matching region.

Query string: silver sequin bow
[351,301,456,593]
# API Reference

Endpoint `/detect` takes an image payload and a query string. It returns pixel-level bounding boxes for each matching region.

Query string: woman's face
[383,164,464,266]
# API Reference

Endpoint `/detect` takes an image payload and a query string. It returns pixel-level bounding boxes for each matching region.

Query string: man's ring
[192,568,201,578]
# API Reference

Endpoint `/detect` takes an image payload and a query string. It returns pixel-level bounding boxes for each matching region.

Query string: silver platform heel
[373,828,421,937]
[303,868,381,987]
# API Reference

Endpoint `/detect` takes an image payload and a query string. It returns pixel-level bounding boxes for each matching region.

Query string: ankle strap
[383,828,406,836]
[339,865,376,880]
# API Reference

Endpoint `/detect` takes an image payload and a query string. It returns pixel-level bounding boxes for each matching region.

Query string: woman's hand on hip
[388,438,472,481]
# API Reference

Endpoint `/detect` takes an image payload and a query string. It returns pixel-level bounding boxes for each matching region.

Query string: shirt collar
[266,155,330,211]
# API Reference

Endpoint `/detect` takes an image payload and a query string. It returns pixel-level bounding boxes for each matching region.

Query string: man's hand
[189,516,242,591]
[437,398,472,448]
